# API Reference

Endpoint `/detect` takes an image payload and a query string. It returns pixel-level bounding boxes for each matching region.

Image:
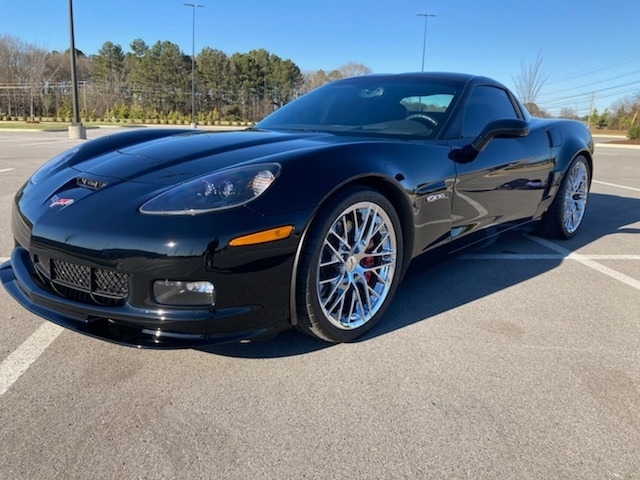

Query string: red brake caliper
[361,239,375,283]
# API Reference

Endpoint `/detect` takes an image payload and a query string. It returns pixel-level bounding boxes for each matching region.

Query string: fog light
[153,280,215,306]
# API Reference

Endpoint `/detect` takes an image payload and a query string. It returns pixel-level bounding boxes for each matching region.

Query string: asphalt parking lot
[0,128,639,479]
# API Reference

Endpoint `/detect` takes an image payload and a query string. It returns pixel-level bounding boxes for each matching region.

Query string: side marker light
[229,225,294,247]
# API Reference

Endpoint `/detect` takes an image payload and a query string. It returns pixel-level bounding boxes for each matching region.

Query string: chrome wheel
[538,154,591,239]
[562,159,589,234]
[316,201,398,330]
[296,188,403,342]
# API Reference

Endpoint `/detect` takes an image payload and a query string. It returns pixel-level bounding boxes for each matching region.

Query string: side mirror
[451,119,530,163]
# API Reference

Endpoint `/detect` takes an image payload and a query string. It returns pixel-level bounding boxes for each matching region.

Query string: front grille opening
[32,255,129,307]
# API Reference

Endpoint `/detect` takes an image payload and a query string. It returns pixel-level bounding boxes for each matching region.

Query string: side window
[461,86,518,138]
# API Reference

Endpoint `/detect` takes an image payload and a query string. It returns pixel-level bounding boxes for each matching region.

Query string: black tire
[538,155,591,239]
[296,187,403,342]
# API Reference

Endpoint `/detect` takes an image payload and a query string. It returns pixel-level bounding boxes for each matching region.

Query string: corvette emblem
[77,177,107,189]
[49,196,75,208]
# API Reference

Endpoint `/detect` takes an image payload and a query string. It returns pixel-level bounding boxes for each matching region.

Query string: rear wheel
[296,187,403,342]
[538,155,590,239]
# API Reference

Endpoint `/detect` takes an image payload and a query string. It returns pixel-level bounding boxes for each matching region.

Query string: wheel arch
[553,121,594,183]
[288,174,415,326]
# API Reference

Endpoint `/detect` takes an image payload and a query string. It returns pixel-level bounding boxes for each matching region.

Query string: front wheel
[538,155,591,239]
[296,188,403,342]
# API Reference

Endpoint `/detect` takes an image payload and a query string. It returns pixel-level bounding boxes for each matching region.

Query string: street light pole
[417,13,436,72]
[184,3,204,129]
[67,0,86,139]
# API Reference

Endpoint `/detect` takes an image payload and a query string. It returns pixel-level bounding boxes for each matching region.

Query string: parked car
[0,72,593,347]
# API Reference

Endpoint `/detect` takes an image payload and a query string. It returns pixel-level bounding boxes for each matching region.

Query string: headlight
[139,163,280,215]
[30,146,81,185]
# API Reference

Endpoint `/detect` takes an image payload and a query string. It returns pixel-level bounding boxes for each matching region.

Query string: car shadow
[200,192,640,358]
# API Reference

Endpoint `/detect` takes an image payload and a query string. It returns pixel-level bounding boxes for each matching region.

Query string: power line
[539,69,640,99]
[539,80,640,110]
[545,53,640,85]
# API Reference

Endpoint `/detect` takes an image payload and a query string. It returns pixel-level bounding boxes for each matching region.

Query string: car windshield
[256,76,461,139]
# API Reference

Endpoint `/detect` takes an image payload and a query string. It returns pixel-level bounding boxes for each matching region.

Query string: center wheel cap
[344,255,358,272]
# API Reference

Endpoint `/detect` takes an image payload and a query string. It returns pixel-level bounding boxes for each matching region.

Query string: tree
[0,35,47,119]
[302,62,372,93]
[588,108,601,129]
[512,52,549,105]
[523,102,550,118]
[24,44,48,121]
[269,58,302,108]
[0,33,370,122]
[129,40,190,114]
[92,41,125,118]
[605,93,640,130]
[597,109,609,129]
[226,49,302,120]
[559,107,578,120]
[197,47,231,115]
[0,35,26,117]
[337,61,372,78]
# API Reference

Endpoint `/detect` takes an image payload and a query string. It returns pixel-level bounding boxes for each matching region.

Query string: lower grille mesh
[33,256,129,307]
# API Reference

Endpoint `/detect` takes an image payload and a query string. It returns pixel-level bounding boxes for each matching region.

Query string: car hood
[69,130,334,185]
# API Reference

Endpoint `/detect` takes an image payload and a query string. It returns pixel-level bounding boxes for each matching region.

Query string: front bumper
[1,248,291,348]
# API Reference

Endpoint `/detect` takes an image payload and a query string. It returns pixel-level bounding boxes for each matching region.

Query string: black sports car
[1,73,593,347]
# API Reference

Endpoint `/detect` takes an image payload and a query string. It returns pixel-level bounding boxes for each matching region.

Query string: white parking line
[462,254,640,260]
[0,322,63,397]
[593,180,640,193]
[1,256,65,397]
[0,168,14,173]
[526,235,640,291]
[16,140,77,147]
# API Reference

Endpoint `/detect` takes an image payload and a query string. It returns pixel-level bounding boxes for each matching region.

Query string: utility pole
[67,0,86,139]
[184,3,204,129]
[417,13,436,72]
[587,92,595,130]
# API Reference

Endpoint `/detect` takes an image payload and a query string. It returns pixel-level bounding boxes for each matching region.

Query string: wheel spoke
[323,237,344,260]
[353,279,367,320]
[357,204,379,246]
[347,291,357,322]
[315,199,398,331]
[361,250,396,261]
[319,270,343,285]
[329,226,351,251]
[324,283,347,313]
[320,257,341,268]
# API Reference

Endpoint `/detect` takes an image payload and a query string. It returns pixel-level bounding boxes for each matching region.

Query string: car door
[448,85,554,239]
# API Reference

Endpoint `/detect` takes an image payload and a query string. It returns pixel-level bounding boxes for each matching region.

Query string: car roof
[334,72,506,89]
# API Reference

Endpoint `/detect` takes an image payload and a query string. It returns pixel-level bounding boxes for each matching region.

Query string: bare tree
[559,107,578,120]
[302,62,373,93]
[337,61,372,78]
[512,52,549,107]
[0,35,48,120]
[24,45,48,121]
[0,35,22,116]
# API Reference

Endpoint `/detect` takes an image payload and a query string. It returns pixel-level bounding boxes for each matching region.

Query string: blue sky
[2,0,639,115]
